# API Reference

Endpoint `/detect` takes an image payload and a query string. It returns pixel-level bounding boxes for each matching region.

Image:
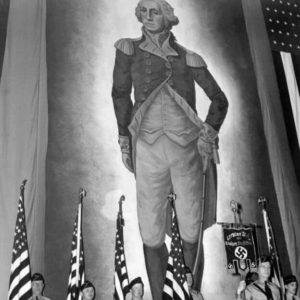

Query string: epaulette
[186,51,207,68]
[175,43,207,68]
[114,38,135,56]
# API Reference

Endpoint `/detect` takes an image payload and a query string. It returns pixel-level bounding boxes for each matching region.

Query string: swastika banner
[222,226,258,273]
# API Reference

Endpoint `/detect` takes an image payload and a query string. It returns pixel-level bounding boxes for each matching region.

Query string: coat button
[168,79,174,86]
[165,71,172,77]
[143,52,150,58]
[167,56,174,62]
[141,95,146,101]
[144,77,151,83]
[145,59,152,65]
[143,86,149,92]
[145,68,152,74]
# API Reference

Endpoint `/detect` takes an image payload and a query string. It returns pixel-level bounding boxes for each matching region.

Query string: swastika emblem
[234,246,248,259]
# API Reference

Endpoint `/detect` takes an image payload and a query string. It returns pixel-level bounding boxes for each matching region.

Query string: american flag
[261,0,300,55]
[8,181,32,300]
[260,199,285,298]
[260,1,300,287]
[67,200,85,300]
[261,0,300,151]
[113,196,129,300]
[163,205,192,300]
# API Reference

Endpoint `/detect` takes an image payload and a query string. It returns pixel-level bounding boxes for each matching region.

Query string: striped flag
[67,200,85,300]
[262,208,285,291]
[8,181,32,300]
[163,205,192,300]
[261,0,300,176]
[262,0,300,55]
[113,196,129,300]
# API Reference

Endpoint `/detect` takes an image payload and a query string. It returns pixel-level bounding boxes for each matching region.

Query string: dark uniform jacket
[112,31,228,138]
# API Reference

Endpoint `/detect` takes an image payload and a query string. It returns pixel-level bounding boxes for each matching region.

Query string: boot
[182,240,204,291]
[143,243,168,300]
[182,240,198,271]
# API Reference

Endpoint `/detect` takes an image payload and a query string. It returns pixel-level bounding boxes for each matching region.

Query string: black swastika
[235,246,247,259]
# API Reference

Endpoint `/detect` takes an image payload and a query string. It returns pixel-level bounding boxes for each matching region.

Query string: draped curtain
[0,0,9,79]
[241,0,300,282]
[0,0,47,298]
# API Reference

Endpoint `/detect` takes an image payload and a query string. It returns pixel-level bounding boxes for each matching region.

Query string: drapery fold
[280,52,300,148]
[0,0,47,299]
[241,0,300,282]
[0,0,10,79]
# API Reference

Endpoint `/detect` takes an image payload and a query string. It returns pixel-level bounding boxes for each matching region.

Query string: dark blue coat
[112,33,228,137]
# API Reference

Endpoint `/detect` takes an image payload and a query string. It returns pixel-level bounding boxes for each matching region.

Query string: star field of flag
[12,201,29,260]
[8,188,32,300]
[114,214,129,300]
[163,212,192,300]
[261,0,300,55]
[67,213,85,300]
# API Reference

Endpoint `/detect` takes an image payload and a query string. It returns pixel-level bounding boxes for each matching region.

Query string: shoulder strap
[253,283,268,296]
[174,42,207,68]
[114,38,134,55]
[253,283,274,300]
[186,51,207,68]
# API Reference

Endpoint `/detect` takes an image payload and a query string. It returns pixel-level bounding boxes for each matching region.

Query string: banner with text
[223,226,258,273]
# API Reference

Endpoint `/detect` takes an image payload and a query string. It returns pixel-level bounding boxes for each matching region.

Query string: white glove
[122,152,133,173]
[197,123,218,171]
[118,136,134,173]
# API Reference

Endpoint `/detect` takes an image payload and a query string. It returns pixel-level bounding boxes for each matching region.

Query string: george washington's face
[139,0,165,33]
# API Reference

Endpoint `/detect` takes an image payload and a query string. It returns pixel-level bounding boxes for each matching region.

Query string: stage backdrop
[0,0,47,299]
[45,0,290,299]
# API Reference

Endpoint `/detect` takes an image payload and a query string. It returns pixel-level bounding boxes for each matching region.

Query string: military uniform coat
[112,30,228,145]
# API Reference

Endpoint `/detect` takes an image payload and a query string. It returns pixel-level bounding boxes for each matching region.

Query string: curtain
[0,0,47,298]
[280,52,300,148]
[241,0,300,282]
[0,0,10,79]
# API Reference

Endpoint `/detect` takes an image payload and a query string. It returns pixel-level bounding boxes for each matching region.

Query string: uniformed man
[29,273,51,300]
[284,275,300,300]
[112,0,228,299]
[244,256,281,300]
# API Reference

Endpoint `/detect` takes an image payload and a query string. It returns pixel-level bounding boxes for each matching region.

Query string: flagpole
[75,188,86,290]
[258,196,285,299]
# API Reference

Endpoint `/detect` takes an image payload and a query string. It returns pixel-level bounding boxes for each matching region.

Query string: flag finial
[20,179,27,191]
[79,188,87,203]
